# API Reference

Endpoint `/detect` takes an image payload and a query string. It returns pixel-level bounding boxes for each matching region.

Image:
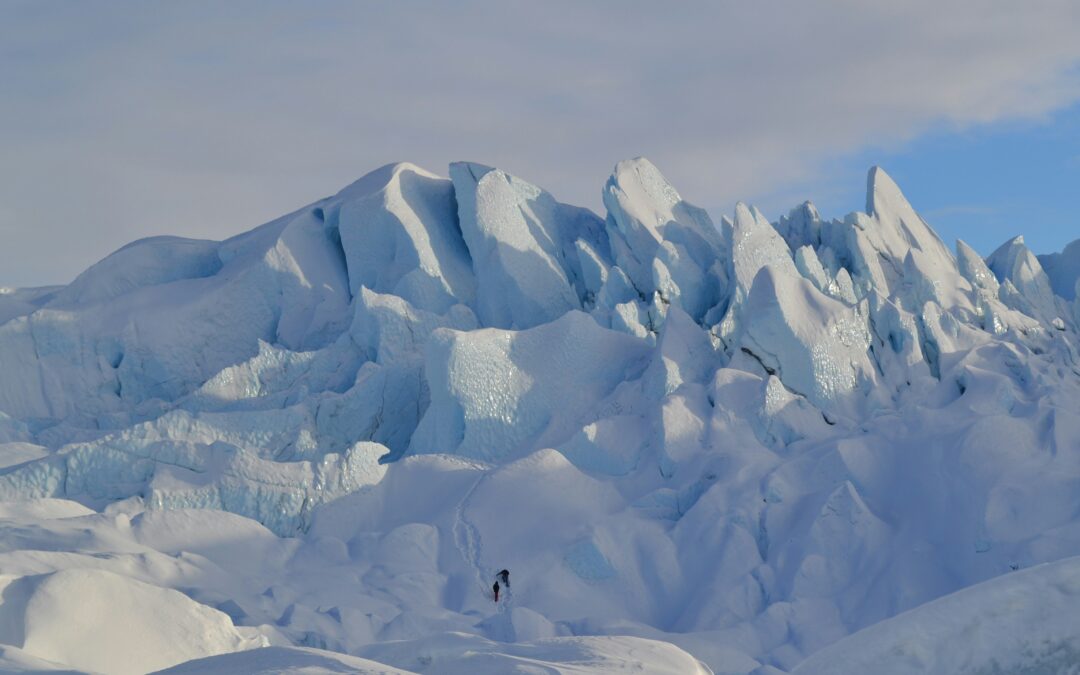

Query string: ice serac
[411,310,650,462]
[712,201,803,353]
[987,235,1061,322]
[775,200,823,250]
[335,287,479,459]
[327,162,475,314]
[740,267,876,413]
[602,158,725,321]
[642,306,720,399]
[4,157,1080,674]
[729,202,799,303]
[450,162,603,329]
[865,166,954,266]
[1038,237,1080,301]
[852,167,973,317]
[955,239,999,295]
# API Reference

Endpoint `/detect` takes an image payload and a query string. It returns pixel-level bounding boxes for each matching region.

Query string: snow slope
[792,554,1080,674]
[1,158,1080,673]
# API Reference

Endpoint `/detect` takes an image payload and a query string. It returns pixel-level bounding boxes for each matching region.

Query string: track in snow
[452,470,517,641]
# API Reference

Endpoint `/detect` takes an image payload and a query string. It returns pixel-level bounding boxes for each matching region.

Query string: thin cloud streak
[3,1,1080,285]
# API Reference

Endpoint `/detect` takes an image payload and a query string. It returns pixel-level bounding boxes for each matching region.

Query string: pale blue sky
[761,100,1080,260]
[3,1,1080,286]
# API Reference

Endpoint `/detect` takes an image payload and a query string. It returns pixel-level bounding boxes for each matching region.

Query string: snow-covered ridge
[1,158,1079,673]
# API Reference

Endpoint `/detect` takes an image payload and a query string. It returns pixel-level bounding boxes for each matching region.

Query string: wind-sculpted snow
[2,157,1080,673]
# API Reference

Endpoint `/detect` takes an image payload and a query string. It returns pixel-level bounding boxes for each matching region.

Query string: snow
[956,239,999,295]
[449,162,592,329]
[602,157,725,322]
[792,554,1080,675]
[1,158,1080,674]
[358,633,711,674]
[729,202,799,304]
[48,236,222,309]
[0,568,263,674]
[155,646,413,674]
[330,163,475,314]
[1039,236,1080,301]
[987,235,1062,324]
[0,286,60,327]
[864,167,953,266]
[411,310,651,461]
[740,267,876,414]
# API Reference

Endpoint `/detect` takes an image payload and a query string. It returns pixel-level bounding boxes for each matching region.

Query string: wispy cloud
[3,1,1080,285]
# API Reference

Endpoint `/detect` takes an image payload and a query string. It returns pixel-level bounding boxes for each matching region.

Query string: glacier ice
[740,267,877,414]
[449,161,602,329]
[330,162,475,313]
[603,158,726,323]
[411,310,651,462]
[1,158,1080,674]
[987,234,1064,325]
[1038,237,1080,301]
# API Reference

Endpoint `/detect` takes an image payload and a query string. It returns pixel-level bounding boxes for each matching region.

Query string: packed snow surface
[1,158,1080,673]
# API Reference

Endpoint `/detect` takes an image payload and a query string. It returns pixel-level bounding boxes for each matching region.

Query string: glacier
[1,158,1079,673]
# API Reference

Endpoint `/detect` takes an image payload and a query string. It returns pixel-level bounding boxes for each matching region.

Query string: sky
[2,1,1080,287]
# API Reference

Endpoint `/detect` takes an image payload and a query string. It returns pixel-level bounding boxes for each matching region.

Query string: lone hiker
[493,569,510,602]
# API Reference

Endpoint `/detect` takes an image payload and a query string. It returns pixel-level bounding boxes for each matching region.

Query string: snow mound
[48,236,222,308]
[0,645,85,674]
[0,568,263,674]
[792,554,1080,675]
[359,632,711,675]
[154,646,412,675]
[0,498,93,520]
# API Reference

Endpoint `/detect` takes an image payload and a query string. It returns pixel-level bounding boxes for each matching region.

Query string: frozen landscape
[2,157,1080,673]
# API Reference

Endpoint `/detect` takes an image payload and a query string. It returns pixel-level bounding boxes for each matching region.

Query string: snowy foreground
[2,159,1080,673]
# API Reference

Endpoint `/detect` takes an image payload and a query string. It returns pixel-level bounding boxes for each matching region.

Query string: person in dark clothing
[493,569,510,603]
